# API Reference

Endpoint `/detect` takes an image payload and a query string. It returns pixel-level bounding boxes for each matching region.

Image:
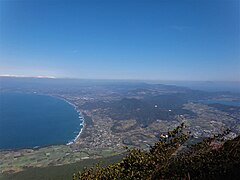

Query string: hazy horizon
[1,74,240,82]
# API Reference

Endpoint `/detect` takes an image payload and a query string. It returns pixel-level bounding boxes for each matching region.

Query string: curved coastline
[32,93,85,146]
[0,92,85,150]
[52,96,85,145]
[24,92,85,146]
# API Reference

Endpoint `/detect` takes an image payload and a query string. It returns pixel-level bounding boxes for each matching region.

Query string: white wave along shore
[54,97,85,146]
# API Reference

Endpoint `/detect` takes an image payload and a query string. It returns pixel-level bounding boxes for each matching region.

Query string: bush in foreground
[74,124,240,179]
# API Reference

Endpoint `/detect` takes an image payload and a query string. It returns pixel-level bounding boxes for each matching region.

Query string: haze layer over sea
[0,92,82,150]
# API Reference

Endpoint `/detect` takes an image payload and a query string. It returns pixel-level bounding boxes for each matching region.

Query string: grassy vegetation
[1,124,239,180]
[0,154,124,180]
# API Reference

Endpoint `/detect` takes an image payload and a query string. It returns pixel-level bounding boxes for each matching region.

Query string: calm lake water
[0,92,81,150]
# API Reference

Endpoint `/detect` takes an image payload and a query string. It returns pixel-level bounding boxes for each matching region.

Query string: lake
[0,92,82,150]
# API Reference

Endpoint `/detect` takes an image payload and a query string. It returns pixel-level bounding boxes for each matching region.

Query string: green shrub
[75,124,240,180]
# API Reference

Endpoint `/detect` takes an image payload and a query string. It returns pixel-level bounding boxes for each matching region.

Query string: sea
[0,92,82,150]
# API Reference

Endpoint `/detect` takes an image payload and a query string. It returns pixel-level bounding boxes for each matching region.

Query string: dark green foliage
[76,124,240,179]
[81,93,197,128]
[109,97,195,126]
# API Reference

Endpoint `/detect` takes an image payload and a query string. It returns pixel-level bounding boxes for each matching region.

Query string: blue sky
[0,0,239,81]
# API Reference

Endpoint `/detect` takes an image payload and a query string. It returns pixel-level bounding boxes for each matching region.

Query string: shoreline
[53,96,85,145]
[21,92,86,146]
[0,92,85,152]
[31,92,86,146]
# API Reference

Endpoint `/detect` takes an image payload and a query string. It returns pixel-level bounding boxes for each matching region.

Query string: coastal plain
[0,78,239,179]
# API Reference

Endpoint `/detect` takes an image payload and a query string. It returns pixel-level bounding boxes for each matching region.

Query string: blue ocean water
[0,92,81,150]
